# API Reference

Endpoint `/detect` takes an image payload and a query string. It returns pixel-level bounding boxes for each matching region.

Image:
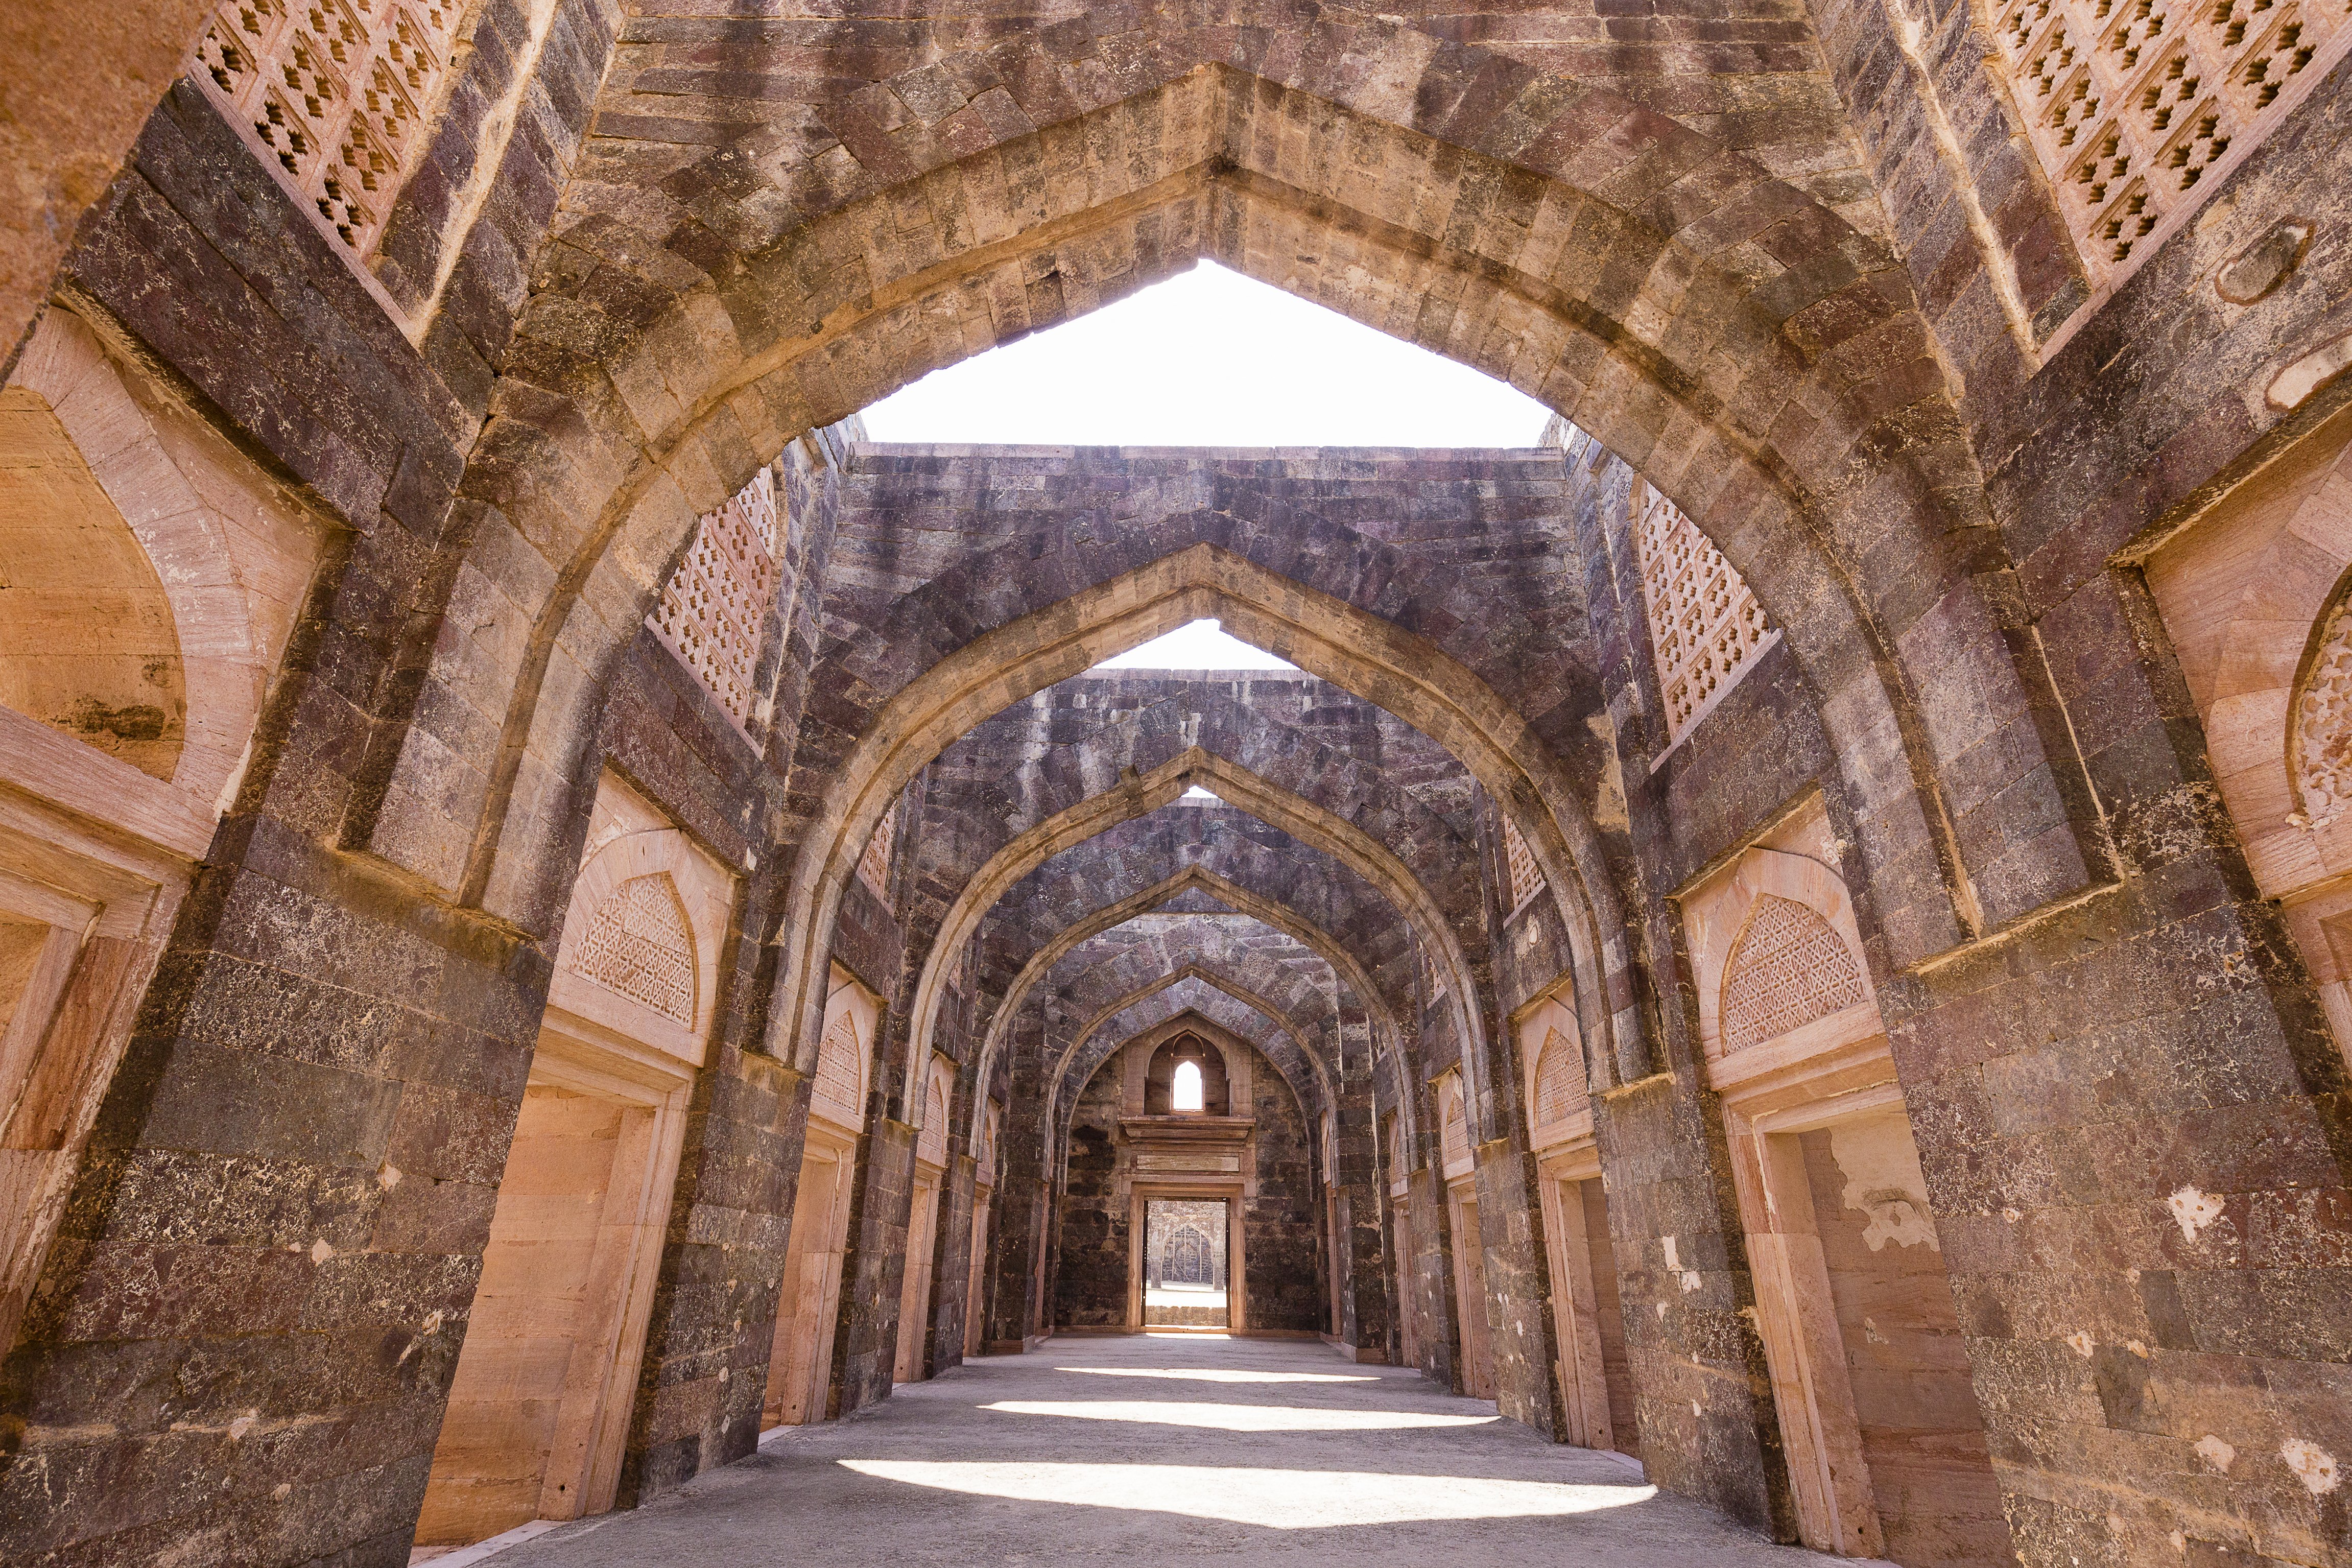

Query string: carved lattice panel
[1720,895,1868,1053]
[1533,1026,1589,1125]
[1634,484,1773,743]
[1501,814,1546,911]
[1991,0,2349,292]
[857,807,896,900]
[572,874,694,1025]
[649,468,782,731]
[189,0,471,260]
[917,1061,952,1167]
[812,1000,866,1130]
[1440,1077,1469,1169]
[2296,594,2352,822]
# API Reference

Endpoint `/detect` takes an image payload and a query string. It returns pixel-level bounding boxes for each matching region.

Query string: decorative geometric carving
[1501,814,1545,912]
[857,806,896,901]
[189,0,471,260]
[1991,0,2347,293]
[812,1000,866,1130]
[648,468,782,732]
[571,874,694,1025]
[1720,896,1867,1053]
[1634,483,1773,743]
[918,1061,951,1168]
[1533,1026,1588,1126]
[1440,1077,1469,1170]
[2297,595,2352,823]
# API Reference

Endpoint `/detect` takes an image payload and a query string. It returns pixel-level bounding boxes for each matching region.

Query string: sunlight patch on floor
[1054,1367,1377,1384]
[982,1400,1496,1432]
[840,1461,1656,1527]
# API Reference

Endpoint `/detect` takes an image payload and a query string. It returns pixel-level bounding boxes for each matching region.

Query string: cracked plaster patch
[2283,1438,2340,1495]
[2167,1186,2225,1242]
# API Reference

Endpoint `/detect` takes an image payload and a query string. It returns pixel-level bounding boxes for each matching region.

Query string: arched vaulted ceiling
[372,45,2087,1017]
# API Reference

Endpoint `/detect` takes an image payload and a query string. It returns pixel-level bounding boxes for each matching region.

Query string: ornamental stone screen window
[648,467,783,735]
[1719,896,1870,1055]
[856,806,896,901]
[1633,482,1774,745]
[572,874,695,1028]
[1500,814,1545,913]
[1991,0,2350,291]
[190,0,474,260]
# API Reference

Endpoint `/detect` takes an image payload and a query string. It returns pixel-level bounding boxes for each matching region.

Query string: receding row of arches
[1,11,2348,1562]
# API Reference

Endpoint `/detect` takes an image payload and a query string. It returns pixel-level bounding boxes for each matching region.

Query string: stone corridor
[7,3,2352,1564]
[460,1336,1823,1568]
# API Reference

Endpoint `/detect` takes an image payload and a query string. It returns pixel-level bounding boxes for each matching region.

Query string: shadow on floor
[464,1335,1833,1567]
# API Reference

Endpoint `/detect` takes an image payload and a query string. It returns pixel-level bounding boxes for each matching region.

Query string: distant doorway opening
[1144,1199,1229,1328]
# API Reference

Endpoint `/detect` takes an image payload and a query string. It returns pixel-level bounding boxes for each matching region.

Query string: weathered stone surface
[0,4,2348,1564]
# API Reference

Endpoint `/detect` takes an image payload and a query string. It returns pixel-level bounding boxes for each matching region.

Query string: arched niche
[1676,793,2008,1563]
[0,385,184,779]
[762,961,882,1429]
[1519,988,1590,1152]
[809,965,880,1137]
[545,773,736,1066]
[2142,402,2352,1057]
[0,307,331,1353]
[1680,795,1882,1091]
[1430,1062,1496,1399]
[1145,1032,1229,1116]
[916,1054,955,1171]
[419,770,738,1550]
[1435,1069,1472,1185]
[897,1050,961,1383]
[4,308,330,807]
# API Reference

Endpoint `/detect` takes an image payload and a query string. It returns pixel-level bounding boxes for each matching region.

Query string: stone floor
[470,1334,1835,1566]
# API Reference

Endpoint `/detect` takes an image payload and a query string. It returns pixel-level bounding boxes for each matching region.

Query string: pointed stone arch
[372,51,2079,983]
[1052,960,1328,1122]
[969,863,1404,1163]
[768,538,1628,1124]
[923,748,1466,1141]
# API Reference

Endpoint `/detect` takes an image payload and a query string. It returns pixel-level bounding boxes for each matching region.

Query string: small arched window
[1172,1060,1204,1112]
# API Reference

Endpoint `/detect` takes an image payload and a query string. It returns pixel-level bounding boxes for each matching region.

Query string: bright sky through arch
[859,262,1554,447]
[1094,619,1294,672]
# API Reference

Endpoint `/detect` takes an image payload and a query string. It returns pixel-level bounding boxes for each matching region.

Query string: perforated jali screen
[649,469,782,732]
[1634,483,1773,744]
[1501,815,1546,912]
[192,0,472,260]
[1533,1025,1588,1125]
[1991,0,2350,291]
[572,874,694,1025]
[1719,895,1867,1053]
